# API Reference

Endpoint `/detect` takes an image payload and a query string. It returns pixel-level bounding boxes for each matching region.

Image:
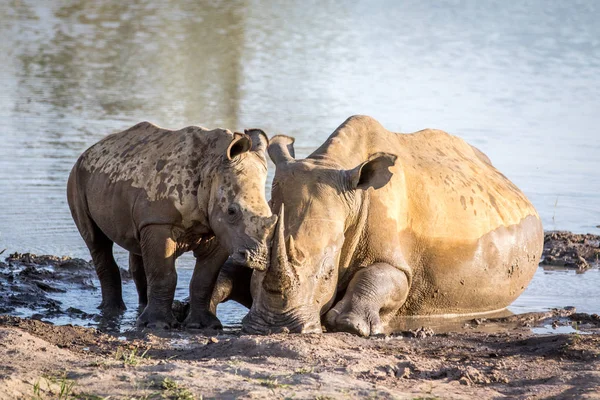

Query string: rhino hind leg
[68,166,125,313]
[90,241,126,313]
[324,263,409,336]
[136,225,178,329]
[129,252,147,308]
[74,216,125,313]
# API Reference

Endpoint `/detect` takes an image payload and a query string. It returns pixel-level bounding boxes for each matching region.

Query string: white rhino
[67,122,276,329]
[242,115,543,336]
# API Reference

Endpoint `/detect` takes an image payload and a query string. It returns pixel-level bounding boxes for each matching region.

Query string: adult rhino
[242,115,543,336]
[67,122,277,329]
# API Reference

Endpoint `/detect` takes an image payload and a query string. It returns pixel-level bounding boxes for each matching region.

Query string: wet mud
[541,231,600,270]
[0,253,130,323]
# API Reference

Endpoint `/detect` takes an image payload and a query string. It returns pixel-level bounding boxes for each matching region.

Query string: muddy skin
[1,308,599,399]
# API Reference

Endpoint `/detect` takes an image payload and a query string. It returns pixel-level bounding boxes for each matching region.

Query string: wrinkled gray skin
[67,122,276,329]
[241,115,543,336]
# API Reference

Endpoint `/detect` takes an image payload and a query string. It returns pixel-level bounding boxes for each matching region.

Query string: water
[0,1,599,328]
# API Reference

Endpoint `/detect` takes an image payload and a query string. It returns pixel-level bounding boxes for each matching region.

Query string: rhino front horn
[262,204,297,294]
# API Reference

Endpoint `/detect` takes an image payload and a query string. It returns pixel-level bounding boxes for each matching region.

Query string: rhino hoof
[325,310,382,337]
[136,310,177,330]
[146,321,173,330]
[98,299,126,314]
[184,312,223,330]
[335,315,371,337]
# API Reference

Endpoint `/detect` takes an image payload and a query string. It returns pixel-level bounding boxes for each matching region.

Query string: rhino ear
[268,135,296,165]
[227,132,252,160]
[245,129,269,154]
[348,152,397,190]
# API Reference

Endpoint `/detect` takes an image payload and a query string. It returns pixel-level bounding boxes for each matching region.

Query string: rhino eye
[227,204,241,221]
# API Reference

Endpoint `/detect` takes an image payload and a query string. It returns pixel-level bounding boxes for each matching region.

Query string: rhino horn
[262,204,297,293]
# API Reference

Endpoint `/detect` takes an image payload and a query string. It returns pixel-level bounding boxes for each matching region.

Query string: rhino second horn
[287,235,305,263]
[263,204,297,293]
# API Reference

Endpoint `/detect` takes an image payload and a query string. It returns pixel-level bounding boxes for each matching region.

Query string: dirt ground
[0,231,599,399]
[1,311,599,399]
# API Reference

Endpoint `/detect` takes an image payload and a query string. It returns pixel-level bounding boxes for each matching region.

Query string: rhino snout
[230,246,268,270]
[242,308,322,335]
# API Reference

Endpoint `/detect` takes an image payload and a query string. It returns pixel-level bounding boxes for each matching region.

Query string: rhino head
[208,129,277,271]
[243,135,396,333]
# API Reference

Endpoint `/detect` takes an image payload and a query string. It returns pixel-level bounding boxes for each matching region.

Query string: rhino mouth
[242,308,322,335]
[230,246,268,271]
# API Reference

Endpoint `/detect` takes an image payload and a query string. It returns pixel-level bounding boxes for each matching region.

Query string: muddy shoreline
[0,231,599,398]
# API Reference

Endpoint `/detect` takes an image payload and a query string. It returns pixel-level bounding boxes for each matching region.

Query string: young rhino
[243,115,543,336]
[67,122,276,329]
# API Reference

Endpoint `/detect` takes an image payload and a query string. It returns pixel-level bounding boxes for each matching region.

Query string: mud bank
[541,231,600,270]
[0,253,132,324]
[0,311,599,399]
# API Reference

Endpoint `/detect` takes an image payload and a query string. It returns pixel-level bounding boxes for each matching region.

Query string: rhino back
[393,129,538,240]
[80,122,220,202]
[382,129,542,315]
[73,122,227,250]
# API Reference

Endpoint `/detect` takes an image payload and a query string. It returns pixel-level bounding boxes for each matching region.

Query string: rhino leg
[183,244,229,329]
[90,241,126,313]
[209,260,254,312]
[77,224,125,313]
[129,252,147,308]
[324,263,409,336]
[136,225,178,329]
[69,192,125,313]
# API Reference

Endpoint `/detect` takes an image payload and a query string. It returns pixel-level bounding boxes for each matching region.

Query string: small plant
[257,377,289,389]
[58,376,76,399]
[115,346,151,366]
[571,321,582,344]
[161,377,196,400]
[295,367,313,374]
[32,379,42,399]
[34,374,76,399]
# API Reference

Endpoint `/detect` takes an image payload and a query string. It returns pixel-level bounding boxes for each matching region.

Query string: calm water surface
[0,1,599,328]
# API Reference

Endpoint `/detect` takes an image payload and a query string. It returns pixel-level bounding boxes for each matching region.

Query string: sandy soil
[1,311,599,400]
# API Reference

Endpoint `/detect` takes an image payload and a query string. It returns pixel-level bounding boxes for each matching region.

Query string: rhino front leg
[136,225,178,329]
[324,263,409,336]
[183,243,229,329]
[209,260,254,312]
